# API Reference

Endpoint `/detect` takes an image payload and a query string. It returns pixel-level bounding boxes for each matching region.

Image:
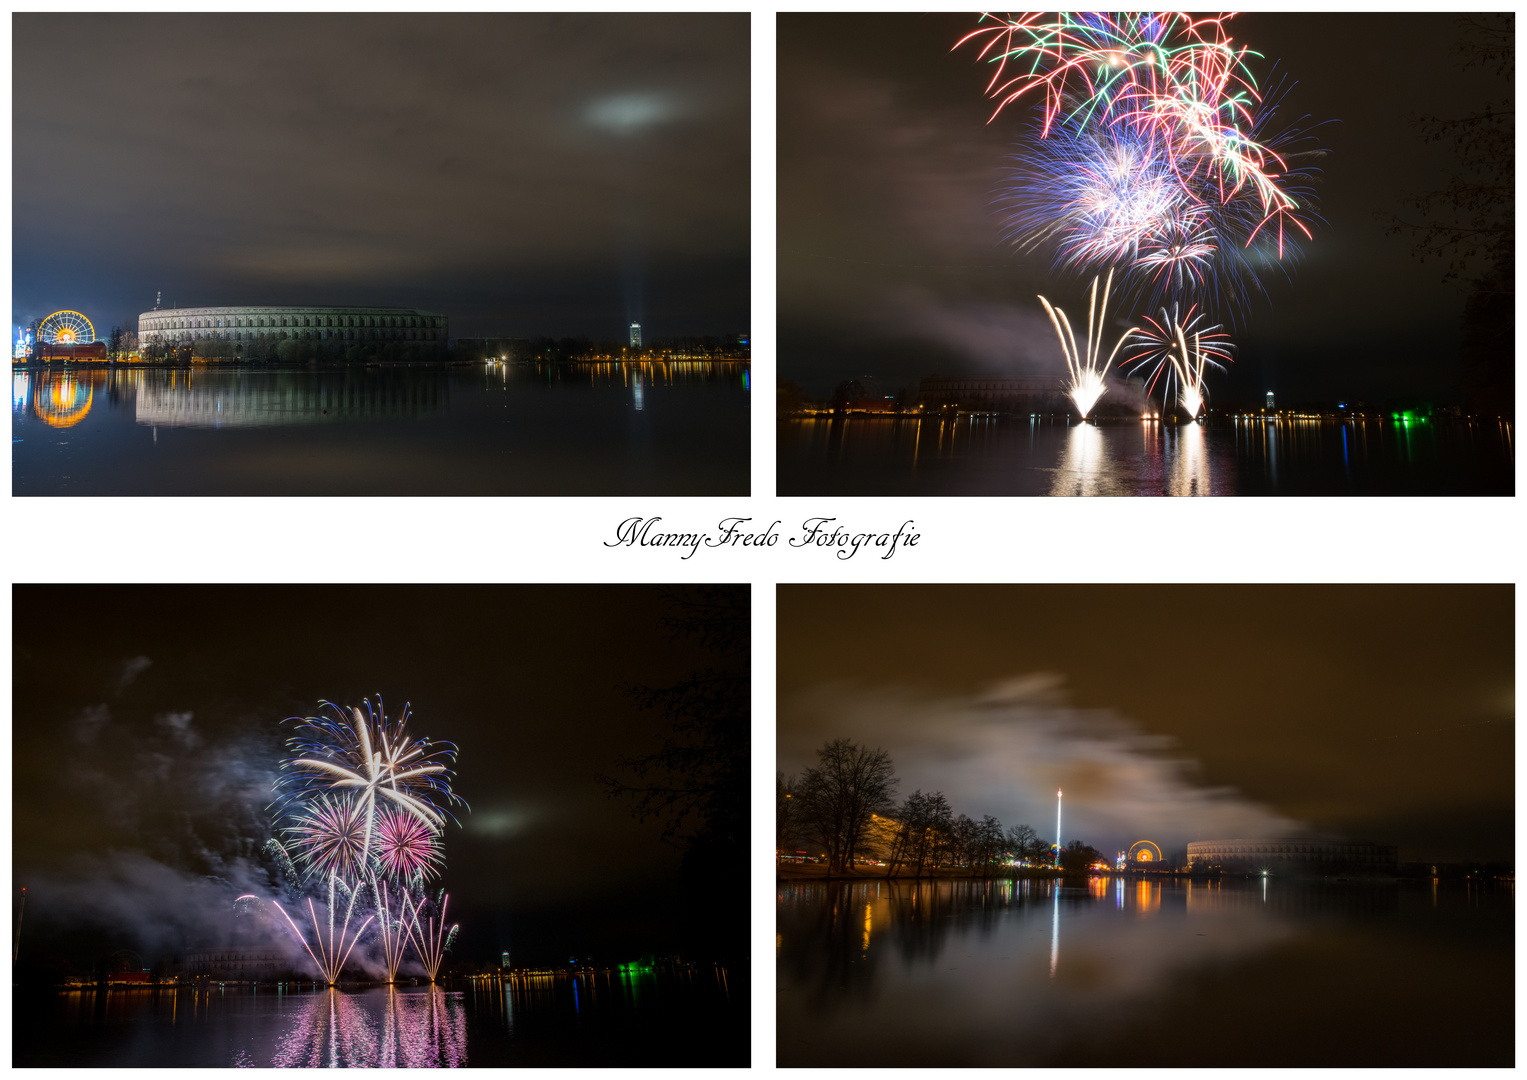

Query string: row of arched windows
[147,312,442,332]
[164,328,440,342]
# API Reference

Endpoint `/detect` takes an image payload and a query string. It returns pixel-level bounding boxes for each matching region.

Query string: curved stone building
[1187,839,1397,875]
[137,306,447,349]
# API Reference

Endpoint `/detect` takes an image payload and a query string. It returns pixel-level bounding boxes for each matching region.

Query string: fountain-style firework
[1037,269,1138,420]
[403,890,459,983]
[272,874,374,986]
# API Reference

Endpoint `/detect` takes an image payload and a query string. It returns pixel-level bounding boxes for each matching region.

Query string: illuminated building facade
[1187,839,1397,874]
[630,322,642,347]
[36,341,108,361]
[137,306,447,350]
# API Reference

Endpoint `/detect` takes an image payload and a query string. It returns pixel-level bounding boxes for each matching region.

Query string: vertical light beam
[1054,789,1063,868]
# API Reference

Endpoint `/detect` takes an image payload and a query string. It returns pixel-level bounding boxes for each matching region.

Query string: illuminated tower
[1054,789,1062,867]
[1266,390,1275,412]
[629,322,642,348]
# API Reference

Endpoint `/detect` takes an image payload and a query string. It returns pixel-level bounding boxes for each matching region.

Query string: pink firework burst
[376,808,444,882]
[286,795,370,883]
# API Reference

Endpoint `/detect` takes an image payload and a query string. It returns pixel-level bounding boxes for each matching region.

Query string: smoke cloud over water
[19,693,296,962]
[781,675,1303,855]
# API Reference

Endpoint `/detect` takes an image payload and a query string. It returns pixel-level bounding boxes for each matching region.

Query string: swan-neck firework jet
[1038,270,1138,420]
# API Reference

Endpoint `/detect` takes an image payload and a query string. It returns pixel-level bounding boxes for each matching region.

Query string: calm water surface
[778,877,1513,1067]
[14,968,744,1067]
[13,361,749,495]
[778,415,1514,495]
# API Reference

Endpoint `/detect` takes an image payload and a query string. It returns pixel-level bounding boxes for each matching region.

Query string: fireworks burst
[279,697,466,873]
[285,795,371,883]
[266,696,468,985]
[375,808,445,883]
[961,12,1320,411]
[1037,269,1139,420]
[1126,304,1236,419]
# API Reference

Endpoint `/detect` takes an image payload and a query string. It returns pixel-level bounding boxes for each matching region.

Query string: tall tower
[1054,789,1063,867]
[629,322,642,348]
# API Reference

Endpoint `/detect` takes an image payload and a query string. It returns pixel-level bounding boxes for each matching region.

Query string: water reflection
[134,370,450,428]
[1050,423,1114,495]
[29,370,98,428]
[266,987,465,1067]
[779,415,1514,496]
[1163,422,1210,495]
[778,877,1371,1065]
[13,361,750,495]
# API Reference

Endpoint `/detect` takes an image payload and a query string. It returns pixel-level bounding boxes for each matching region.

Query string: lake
[12,361,750,495]
[777,415,1514,495]
[12,966,745,1067]
[777,876,1513,1067]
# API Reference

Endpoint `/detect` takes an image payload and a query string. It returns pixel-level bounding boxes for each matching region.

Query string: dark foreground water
[778,415,1514,495]
[778,877,1513,1067]
[14,967,745,1067]
[12,361,749,495]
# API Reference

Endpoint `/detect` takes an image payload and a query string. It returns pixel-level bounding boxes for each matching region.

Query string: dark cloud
[780,677,1301,857]
[13,13,749,339]
[116,656,153,691]
[779,585,1514,863]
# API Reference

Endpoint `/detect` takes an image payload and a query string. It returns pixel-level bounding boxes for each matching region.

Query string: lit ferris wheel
[38,310,95,345]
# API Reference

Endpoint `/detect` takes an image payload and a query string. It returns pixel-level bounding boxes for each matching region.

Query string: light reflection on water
[779,415,1514,495]
[17,964,744,1067]
[13,361,749,495]
[777,876,1512,1067]
[267,986,466,1067]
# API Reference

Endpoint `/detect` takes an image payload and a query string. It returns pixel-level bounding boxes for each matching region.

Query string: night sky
[13,14,749,341]
[13,585,747,969]
[778,585,1513,864]
[779,13,1510,402]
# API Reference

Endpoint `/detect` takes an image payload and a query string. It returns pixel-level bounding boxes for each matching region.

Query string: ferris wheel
[38,310,95,345]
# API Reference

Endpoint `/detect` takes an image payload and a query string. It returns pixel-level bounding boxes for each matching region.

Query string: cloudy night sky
[13,585,747,969]
[779,13,1511,403]
[778,585,1513,864]
[13,13,749,341]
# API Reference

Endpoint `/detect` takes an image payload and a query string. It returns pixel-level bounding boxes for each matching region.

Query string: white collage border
[5,4,1523,1072]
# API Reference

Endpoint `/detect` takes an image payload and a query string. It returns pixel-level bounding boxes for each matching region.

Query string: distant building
[919,375,1067,413]
[137,306,447,353]
[169,946,285,980]
[500,951,511,970]
[1266,390,1276,410]
[629,322,642,348]
[36,341,108,361]
[1187,839,1397,875]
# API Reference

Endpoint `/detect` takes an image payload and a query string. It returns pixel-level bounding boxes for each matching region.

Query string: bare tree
[895,790,953,879]
[598,586,749,881]
[1385,14,1514,414]
[796,739,897,874]
[1006,823,1043,866]
[973,815,1005,877]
